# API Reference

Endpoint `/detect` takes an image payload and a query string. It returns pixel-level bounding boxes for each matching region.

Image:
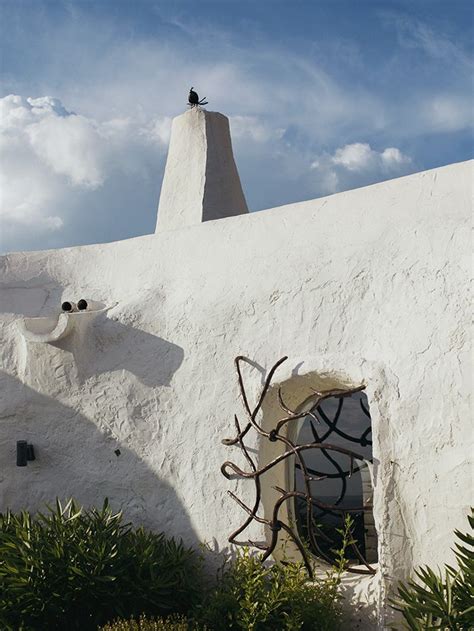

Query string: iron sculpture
[188,87,208,107]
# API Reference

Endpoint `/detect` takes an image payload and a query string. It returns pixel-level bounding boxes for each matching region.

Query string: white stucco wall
[0,160,472,627]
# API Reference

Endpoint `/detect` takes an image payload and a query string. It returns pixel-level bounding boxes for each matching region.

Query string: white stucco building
[0,107,472,628]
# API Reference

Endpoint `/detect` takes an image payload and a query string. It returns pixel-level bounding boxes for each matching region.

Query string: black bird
[188,87,208,107]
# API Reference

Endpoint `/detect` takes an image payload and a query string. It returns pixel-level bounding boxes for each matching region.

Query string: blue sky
[1,0,472,253]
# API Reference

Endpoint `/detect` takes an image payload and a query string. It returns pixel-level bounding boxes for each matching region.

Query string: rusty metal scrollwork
[221,355,377,578]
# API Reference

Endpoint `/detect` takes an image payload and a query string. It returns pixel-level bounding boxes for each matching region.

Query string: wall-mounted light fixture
[17,441,35,467]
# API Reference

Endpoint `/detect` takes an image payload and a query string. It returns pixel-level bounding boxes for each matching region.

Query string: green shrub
[195,520,353,631]
[391,510,474,630]
[102,515,352,631]
[100,614,205,630]
[195,514,354,631]
[0,499,202,631]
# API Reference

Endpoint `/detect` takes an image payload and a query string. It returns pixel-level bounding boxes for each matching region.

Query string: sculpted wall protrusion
[155,108,248,232]
[17,300,111,343]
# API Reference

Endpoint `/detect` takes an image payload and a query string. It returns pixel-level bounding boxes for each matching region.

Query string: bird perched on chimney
[188,87,208,108]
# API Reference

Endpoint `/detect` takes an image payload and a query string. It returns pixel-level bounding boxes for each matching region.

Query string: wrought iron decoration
[221,355,376,577]
[188,87,208,107]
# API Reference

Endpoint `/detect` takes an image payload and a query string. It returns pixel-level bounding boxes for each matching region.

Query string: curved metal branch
[222,442,368,479]
[221,355,377,576]
[222,355,288,445]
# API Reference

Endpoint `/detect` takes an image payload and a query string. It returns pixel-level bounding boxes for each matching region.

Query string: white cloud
[28,114,105,188]
[146,117,173,146]
[0,95,71,131]
[0,94,170,251]
[381,147,408,166]
[423,96,473,133]
[331,142,411,172]
[230,116,284,143]
[332,143,374,171]
[311,142,413,194]
[386,12,473,69]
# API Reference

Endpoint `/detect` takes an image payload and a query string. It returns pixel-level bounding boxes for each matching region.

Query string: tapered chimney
[155,108,248,232]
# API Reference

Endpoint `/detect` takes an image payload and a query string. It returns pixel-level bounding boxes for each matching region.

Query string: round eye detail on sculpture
[77,299,88,311]
[61,301,76,312]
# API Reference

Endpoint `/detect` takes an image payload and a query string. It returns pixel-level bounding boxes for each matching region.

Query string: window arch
[222,355,378,578]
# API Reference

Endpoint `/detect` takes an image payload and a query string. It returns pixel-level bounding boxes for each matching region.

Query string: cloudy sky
[0,0,472,253]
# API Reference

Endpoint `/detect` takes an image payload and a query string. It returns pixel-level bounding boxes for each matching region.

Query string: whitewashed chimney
[155,108,248,232]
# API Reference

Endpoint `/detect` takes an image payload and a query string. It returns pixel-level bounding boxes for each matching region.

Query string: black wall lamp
[17,441,35,467]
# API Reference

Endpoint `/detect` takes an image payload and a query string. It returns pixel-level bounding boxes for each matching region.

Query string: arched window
[222,356,378,578]
[294,390,377,566]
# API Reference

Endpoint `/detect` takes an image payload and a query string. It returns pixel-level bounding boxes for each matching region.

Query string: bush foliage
[100,614,205,631]
[194,516,354,631]
[0,499,202,630]
[196,547,343,631]
[102,546,345,631]
[391,510,474,630]
[0,498,352,631]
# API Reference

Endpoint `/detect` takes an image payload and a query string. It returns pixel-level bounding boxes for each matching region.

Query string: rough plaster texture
[0,159,472,628]
[155,109,248,232]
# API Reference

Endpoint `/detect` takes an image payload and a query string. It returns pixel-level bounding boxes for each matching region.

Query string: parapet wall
[0,160,472,628]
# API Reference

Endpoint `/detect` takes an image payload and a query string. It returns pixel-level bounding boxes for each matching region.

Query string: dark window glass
[294,391,377,565]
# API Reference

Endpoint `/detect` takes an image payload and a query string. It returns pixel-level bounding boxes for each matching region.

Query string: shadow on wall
[0,270,183,389]
[53,312,184,387]
[0,371,199,549]
[0,273,64,317]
